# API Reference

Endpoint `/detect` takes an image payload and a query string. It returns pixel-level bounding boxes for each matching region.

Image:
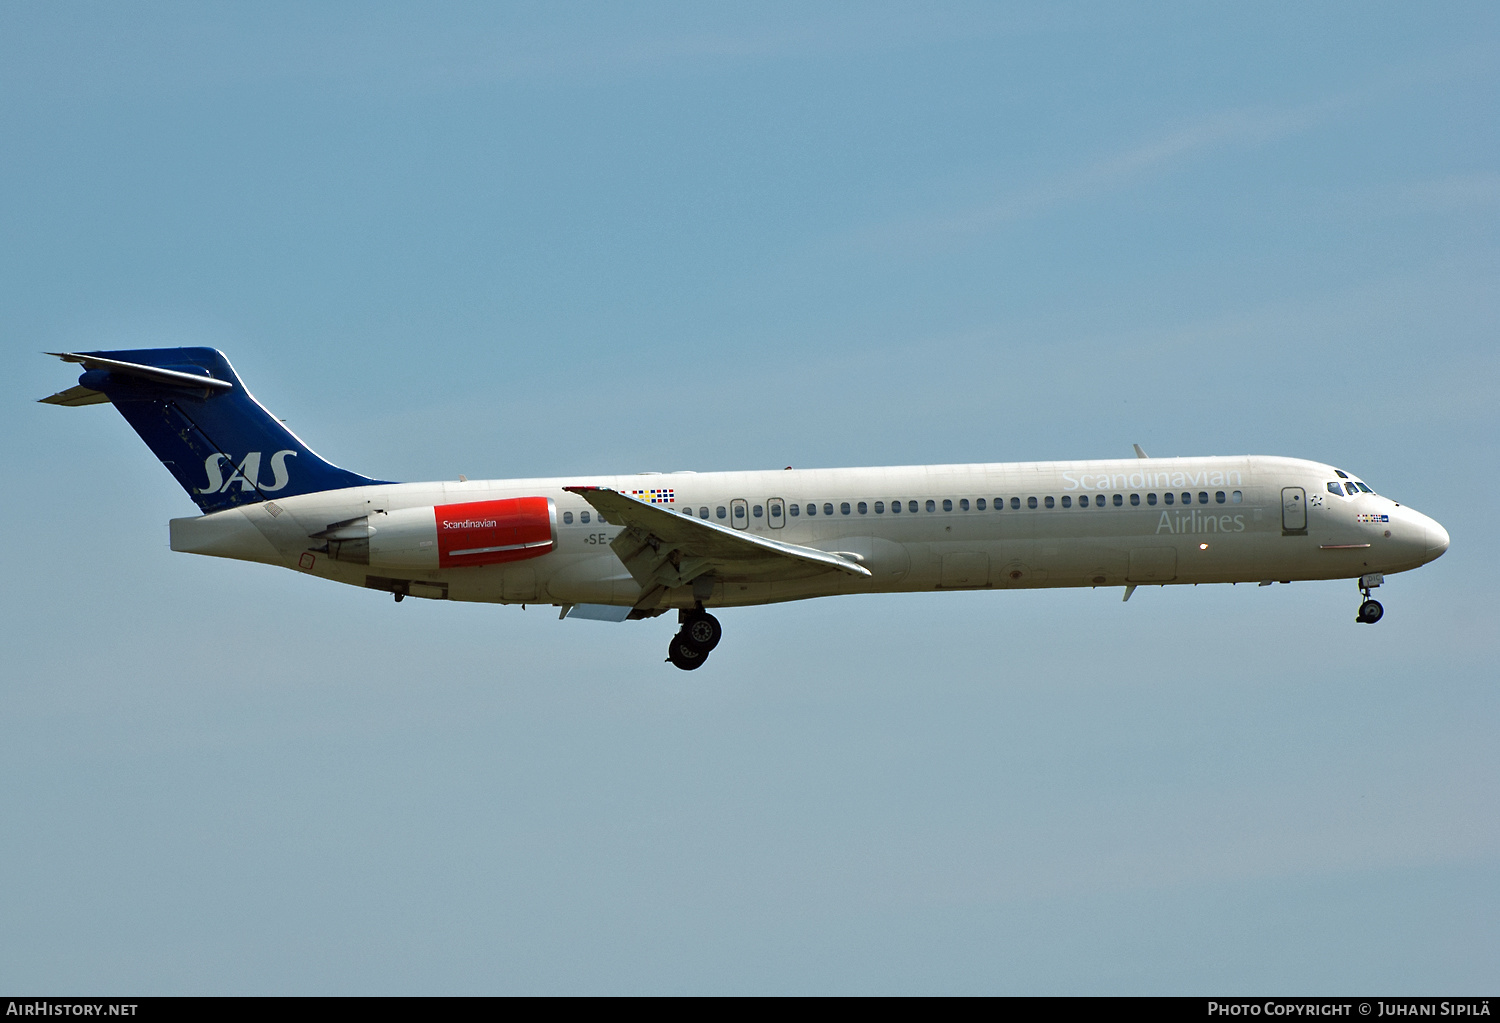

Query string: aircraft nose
[1426,519,1450,559]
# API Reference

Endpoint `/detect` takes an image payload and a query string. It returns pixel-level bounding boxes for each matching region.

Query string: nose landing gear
[665,609,722,670]
[1356,573,1384,624]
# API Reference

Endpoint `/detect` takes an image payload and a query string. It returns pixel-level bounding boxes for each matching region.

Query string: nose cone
[1426,518,1451,560]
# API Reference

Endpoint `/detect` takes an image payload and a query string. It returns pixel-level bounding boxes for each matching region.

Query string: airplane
[41,348,1451,670]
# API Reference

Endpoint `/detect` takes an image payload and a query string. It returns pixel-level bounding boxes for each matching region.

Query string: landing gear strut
[1356,573,1384,625]
[666,609,722,670]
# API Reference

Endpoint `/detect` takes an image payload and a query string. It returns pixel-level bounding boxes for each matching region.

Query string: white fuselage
[168,455,1450,610]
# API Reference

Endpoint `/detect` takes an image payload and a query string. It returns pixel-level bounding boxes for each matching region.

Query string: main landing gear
[1356,573,1384,625]
[666,609,722,671]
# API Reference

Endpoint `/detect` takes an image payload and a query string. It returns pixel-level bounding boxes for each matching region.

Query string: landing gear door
[1282,487,1307,534]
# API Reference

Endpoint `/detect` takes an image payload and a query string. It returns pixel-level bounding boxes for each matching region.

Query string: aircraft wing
[564,486,870,604]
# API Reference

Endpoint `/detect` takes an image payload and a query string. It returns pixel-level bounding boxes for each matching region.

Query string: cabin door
[1282,487,1307,533]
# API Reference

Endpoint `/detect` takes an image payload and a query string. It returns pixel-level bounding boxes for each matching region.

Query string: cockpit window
[1327,482,1343,496]
[1356,482,1373,494]
[1345,483,1360,496]
[1335,470,1349,479]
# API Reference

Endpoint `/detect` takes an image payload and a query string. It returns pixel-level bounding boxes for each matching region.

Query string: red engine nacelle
[434,497,555,568]
[316,496,556,570]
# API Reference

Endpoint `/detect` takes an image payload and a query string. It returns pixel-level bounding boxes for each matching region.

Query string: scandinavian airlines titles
[1062,468,1243,491]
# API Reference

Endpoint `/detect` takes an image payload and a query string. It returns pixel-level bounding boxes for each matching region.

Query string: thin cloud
[852,41,1500,251]
[0,8,1039,97]
[1390,173,1500,214]
[858,93,1360,250]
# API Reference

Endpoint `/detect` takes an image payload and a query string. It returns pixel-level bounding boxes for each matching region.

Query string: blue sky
[2,2,1496,993]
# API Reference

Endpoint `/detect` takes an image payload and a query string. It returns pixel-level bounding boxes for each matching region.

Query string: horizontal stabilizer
[47,351,233,393]
[38,384,110,406]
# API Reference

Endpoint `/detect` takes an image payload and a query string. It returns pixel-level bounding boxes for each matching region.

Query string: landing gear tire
[1357,599,1384,624]
[680,611,722,653]
[666,634,708,670]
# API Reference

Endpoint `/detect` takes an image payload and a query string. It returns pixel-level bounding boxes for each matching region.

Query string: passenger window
[789,504,799,517]
[581,511,591,524]
[806,504,816,516]
[1198,492,1208,505]
[976,498,987,510]
[700,507,710,519]
[1182,492,1192,505]
[909,501,919,513]
[874,501,884,513]
[1113,494,1123,507]
[717,506,727,520]
[1027,496,1038,509]
[1356,483,1372,494]
[824,503,835,516]
[1163,492,1174,505]
[1147,493,1157,506]
[1216,491,1226,504]
[891,500,901,514]
[840,502,851,515]
[1079,495,1089,507]
[734,505,746,519]
[1010,497,1020,510]
[1044,496,1054,508]
[959,498,969,511]
[563,511,574,524]
[942,499,952,511]
[1061,495,1071,508]
[857,502,867,514]
[1231,491,1242,503]
[1129,494,1140,506]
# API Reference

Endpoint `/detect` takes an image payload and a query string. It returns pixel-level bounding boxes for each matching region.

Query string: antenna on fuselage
[1132,444,1148,459]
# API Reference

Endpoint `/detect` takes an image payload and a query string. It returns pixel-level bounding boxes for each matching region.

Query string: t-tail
[39,348,391,512]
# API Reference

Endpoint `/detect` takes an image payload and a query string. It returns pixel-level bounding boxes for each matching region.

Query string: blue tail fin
[40,348,392,513]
